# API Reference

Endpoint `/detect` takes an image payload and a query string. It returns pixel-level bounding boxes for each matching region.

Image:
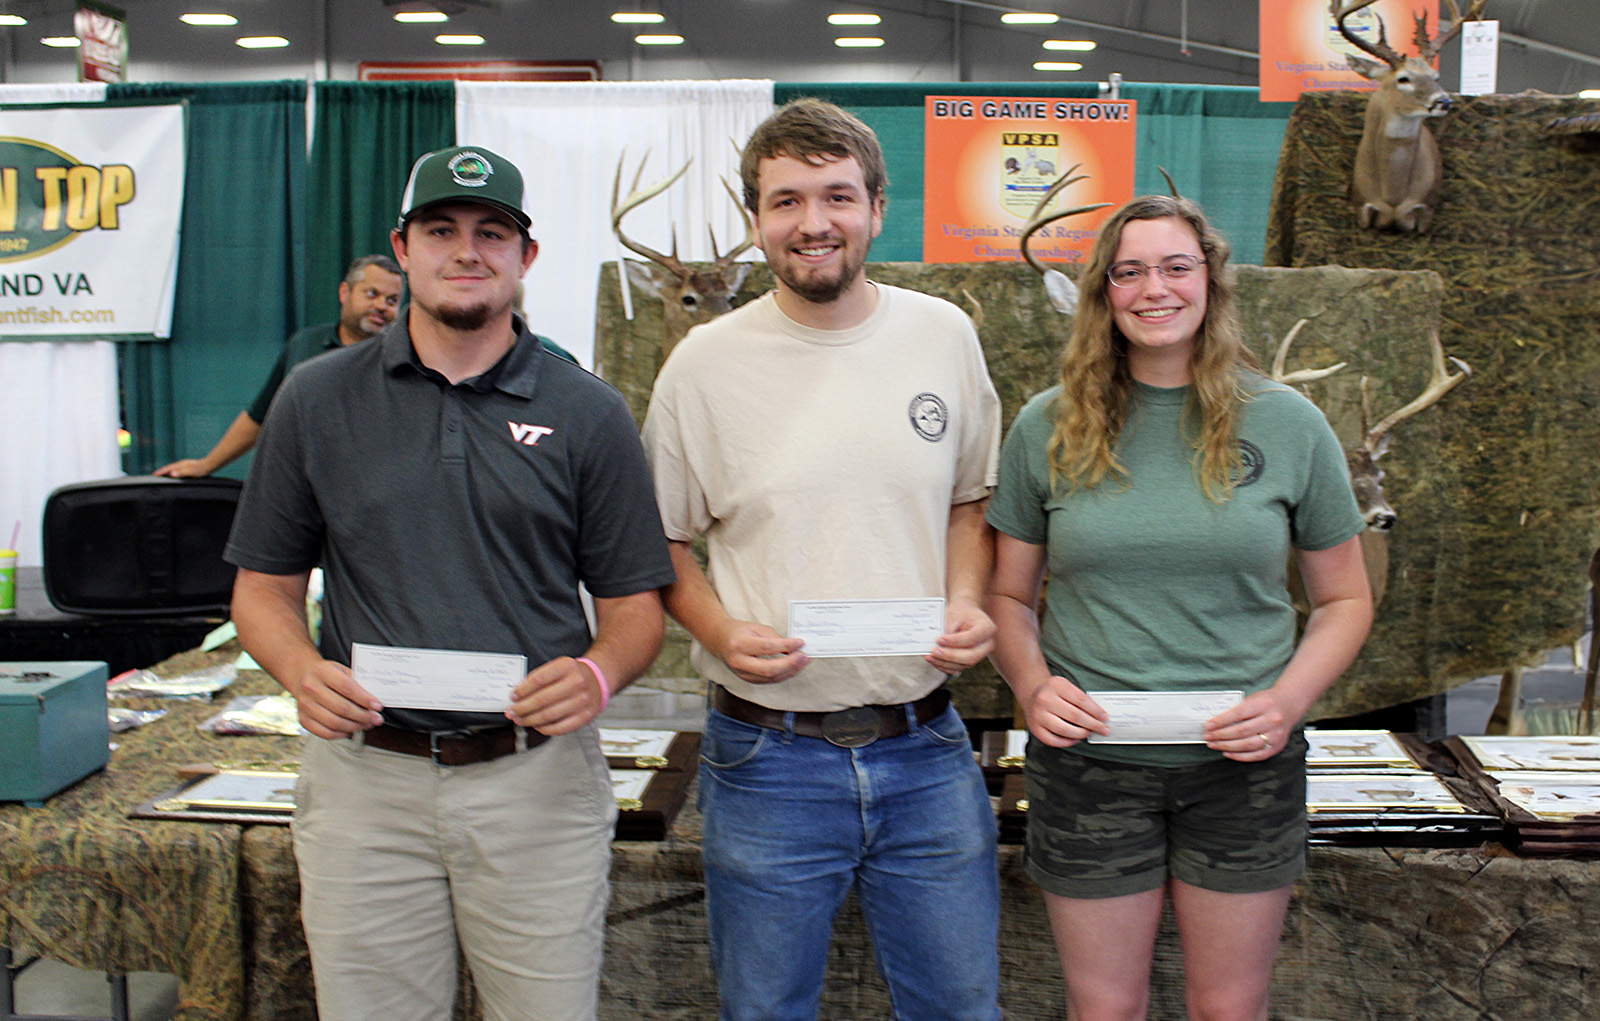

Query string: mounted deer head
[611,150,753,359]
[1330,0,1488,232]
[1018,163,1110,315]
[1348,328,1472,530]
[1270,320,1468,607]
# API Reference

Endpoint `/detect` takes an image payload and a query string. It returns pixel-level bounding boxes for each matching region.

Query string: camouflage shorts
[1023,733,1307,899]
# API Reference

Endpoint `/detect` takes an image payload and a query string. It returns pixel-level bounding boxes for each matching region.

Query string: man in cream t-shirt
[643,98,1003,1021]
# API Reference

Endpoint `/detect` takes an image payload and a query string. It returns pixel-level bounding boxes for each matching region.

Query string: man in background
[155,254,403,477]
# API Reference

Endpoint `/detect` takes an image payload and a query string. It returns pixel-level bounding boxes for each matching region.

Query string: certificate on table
[788,598,945,658]
[351,643,526,713]
[1084,690,1243,744]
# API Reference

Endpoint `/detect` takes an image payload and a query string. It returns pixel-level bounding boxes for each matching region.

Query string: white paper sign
[0,102,186,339]
[1460,20,1499,96]
[1084,690,1243,744]
[788,598,945,657]
[351,643,526,713]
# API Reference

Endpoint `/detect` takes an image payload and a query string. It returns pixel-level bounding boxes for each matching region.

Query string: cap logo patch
[448,151,494,188]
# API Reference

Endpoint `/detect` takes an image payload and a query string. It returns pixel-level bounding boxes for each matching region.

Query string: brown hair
[1047,195,1259,502]
[739,97,888,213]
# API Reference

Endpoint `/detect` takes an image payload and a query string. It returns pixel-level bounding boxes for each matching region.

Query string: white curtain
[0,83,119,568]
[456,80,775,367]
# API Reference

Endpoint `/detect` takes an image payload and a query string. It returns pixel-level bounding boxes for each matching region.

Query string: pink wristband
[576,656,610,712]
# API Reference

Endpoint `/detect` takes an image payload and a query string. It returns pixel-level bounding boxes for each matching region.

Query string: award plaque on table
[133,733,702,840]
[1441,735,1600,855]
[132,766,299,825]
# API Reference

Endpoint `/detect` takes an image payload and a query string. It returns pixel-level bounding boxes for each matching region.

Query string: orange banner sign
[1260,0,1441,102]
[922,96,1137,264]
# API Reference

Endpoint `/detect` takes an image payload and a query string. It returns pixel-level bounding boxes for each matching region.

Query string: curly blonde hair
[1046,195,1259,502]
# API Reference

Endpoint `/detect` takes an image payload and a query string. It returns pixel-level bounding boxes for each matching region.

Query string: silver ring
[1259,733,1272,750]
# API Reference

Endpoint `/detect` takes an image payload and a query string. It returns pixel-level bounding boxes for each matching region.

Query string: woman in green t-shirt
[986,195,1373,1021]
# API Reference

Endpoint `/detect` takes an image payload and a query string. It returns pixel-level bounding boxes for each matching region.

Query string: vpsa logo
[0,137,135,264]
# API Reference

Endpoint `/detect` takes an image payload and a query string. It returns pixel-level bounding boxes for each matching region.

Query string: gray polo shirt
[225,311,675,732]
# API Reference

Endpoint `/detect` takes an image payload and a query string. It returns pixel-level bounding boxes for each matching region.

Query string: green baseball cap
[396,145,532,231]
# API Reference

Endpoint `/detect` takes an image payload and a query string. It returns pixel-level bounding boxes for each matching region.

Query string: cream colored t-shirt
[642,285,1001,712]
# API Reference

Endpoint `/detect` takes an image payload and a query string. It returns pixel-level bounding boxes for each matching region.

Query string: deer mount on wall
[1330,0,1490,232]
[610,151,753,360]
[1271,319,1471,607]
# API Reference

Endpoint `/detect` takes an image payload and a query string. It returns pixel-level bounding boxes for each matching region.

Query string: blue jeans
[699,702,1002,1021]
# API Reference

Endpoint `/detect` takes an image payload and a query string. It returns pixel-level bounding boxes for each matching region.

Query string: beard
[770,243,867,305]
[419,297,495,332]
[342,308,389,339]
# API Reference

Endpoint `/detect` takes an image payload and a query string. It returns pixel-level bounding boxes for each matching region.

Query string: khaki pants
[293,728,616,1021]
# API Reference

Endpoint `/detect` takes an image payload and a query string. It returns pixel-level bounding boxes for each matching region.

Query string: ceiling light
[394,11,449,23]
[1002,13,1060,25]
[612,12,665,23]
[41,36,79,47]
[0,15,28,26]
[180,14,237,26]
[635,33,684,45]
[1033,61,1083,71]
[236,36,290,48]
[1043,39,1095,51]
[1582,89,1600,98]
[828,14,881,25]
[436,34,485,45]
[835,37,884,47]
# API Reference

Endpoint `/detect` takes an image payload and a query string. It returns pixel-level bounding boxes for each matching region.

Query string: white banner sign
[0,101,186,340]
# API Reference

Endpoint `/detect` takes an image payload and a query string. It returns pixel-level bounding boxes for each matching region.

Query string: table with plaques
[7,656,1600,1020]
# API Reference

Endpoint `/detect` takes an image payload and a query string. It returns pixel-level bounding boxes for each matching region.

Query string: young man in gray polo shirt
[226,145,674,1021]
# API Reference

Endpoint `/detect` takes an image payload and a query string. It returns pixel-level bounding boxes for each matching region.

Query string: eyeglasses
[1106,254,1205,288]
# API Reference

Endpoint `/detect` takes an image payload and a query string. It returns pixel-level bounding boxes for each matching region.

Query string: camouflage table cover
[0,649,295,1021]
[9,648,1600,1019]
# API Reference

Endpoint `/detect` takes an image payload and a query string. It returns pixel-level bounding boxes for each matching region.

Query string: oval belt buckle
[821,706,882,748]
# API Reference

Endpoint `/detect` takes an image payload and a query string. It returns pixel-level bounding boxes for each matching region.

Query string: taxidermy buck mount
[1271,319,1471,608]
[1330,0,1490,232]
[610,150,753,359]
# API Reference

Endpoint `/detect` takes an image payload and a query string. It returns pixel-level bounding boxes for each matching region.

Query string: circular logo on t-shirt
[908,393,949,442]
[1234,439,1265,487]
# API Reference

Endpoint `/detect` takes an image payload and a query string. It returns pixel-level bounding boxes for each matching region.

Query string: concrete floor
[13,653,1595,1019]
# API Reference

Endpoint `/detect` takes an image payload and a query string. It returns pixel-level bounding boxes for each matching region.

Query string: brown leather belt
[712,685,951,748]
[361,723,548,765]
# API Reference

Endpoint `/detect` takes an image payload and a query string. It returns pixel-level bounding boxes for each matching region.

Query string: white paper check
[1084,690,1243,744]
[788,598,945,658]
[351,643,527,713]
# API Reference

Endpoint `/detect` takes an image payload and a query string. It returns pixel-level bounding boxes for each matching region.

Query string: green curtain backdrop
[106,80,1287,479]
[773,83,1294,266]
[303,82,455,325]
[108,81,308,477]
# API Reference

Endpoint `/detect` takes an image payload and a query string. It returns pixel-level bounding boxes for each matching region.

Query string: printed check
[1083,690,1244,744]
[788,598,945,658]
[351,643,527,713]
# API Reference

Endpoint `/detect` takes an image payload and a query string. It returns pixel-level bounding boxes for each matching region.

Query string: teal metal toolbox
[0,661,110,807]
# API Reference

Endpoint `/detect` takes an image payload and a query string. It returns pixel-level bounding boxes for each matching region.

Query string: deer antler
[707,177,755,267]
[1330,0,1406,68]
[1019,163,1111,279]
[1156,166,1182,198]
[1361,328,1472,456]
[1416,0,1490,61]
[1017,163,1110,314]
[1269,318,1349,386]
[611,149,692,276]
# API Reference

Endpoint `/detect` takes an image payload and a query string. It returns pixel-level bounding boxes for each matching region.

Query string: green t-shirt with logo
[987,375,1364,766]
